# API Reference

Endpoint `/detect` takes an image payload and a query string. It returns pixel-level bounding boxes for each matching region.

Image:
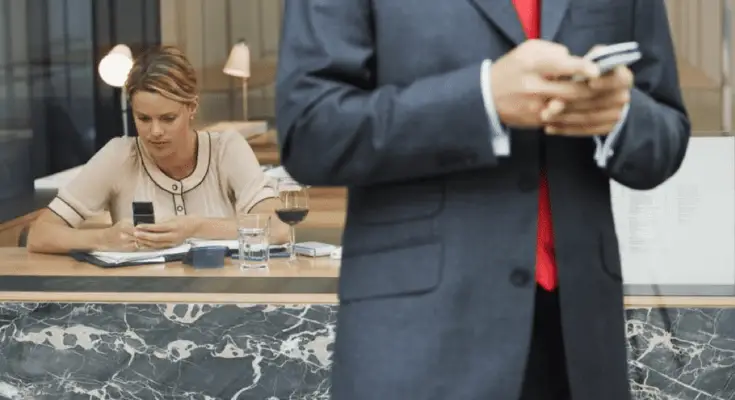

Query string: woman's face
[131,91,195,160]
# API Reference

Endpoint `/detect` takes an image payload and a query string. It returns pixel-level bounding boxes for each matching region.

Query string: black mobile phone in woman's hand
[132,201,155,226]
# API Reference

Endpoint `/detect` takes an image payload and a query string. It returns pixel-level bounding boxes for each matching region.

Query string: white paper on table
[90,244,191,264]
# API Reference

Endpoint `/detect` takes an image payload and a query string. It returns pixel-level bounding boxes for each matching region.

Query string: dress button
[176,205,184,212]
[517,172,538,192]
[509,268,531,287]
[172,184,178,191]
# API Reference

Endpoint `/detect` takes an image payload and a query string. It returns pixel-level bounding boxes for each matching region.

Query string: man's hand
[542,65,634,136]
[134,216,200,249]
[491,40,600,128]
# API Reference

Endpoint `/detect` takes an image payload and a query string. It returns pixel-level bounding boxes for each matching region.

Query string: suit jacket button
[510,268,531,287]
[517,172,538,192]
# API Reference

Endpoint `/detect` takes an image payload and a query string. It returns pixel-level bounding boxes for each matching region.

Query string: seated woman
[28,46,289,253]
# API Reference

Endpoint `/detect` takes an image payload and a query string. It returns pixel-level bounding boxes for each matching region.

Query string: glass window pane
[160,0,281,127]
[667,0,734,136]
[165,0,734,136]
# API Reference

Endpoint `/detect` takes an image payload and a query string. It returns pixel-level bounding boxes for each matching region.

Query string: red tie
[512,0,558,291]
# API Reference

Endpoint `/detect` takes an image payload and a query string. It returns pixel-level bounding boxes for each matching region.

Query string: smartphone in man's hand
[573,42,641,80]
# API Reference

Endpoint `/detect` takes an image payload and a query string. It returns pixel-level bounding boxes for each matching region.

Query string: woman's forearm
[188,214,290,244]
[187,217,239,240]
[27,222,105,254]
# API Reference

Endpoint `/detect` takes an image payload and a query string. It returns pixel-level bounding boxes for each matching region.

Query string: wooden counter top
[1,246,734,307]
[0,247,340,304]
[0,187,348,303]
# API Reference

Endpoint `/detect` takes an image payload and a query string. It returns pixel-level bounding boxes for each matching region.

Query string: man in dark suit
[275,0,690,399]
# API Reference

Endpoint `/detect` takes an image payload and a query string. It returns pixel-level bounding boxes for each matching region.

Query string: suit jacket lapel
[467,0,527,45]
[540,0,571,40]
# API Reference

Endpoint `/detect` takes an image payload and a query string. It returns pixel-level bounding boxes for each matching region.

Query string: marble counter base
[627,308,735,400]
[0,304,732,399]
[0,303,335,399]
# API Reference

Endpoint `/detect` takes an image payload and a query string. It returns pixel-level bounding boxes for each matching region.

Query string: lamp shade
[223,41,250,78]
[98,44,133,88]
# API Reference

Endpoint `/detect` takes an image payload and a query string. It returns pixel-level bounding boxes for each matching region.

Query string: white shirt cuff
[593,103,630,168]
[481,59,510,157]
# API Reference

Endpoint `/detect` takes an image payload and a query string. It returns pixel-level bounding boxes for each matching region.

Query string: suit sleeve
[602,0,691,190]
[275,0,503,187]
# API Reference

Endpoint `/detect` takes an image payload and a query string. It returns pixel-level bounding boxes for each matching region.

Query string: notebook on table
[70,244,191,268]
[70,239,288,268]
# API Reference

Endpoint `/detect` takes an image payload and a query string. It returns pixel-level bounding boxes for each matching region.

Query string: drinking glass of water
[237,214,270,269]
[275,177,310,261]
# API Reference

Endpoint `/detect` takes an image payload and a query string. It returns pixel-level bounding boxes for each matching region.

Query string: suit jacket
[275,0,690,399]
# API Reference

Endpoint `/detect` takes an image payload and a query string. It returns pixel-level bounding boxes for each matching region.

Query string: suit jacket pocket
[569,3,630,28]
[349,181,445,225]
[338,239,444,303]
[599,229,623,282]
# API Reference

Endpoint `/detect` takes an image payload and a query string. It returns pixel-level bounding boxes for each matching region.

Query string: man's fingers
[540,99,566,121]
[535,56,600,80]
[544,107,623,127]
[534,79,596,102]
[523,40,599,78]
[559,90,630,113]
[588,66,633,91]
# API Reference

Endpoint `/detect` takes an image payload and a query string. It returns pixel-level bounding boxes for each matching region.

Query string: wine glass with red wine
[275,177,310,261]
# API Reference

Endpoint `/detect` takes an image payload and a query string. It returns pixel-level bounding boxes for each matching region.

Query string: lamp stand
[242,80,249,121]
[121,90,130,136]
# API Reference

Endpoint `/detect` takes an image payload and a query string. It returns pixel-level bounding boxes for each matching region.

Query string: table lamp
[98,44,133,136]
[223,40,251,120]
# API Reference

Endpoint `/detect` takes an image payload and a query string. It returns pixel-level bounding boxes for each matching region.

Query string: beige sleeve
[47,138,129,227]
[218,132,276,214]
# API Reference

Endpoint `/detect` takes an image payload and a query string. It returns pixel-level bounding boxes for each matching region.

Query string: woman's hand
[98,220,137,251]
[134,216,200,249]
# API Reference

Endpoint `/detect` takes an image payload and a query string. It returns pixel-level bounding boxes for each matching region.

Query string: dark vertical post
[93,0,161,147]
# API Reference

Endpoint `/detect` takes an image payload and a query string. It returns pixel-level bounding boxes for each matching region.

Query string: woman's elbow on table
[26,210,107,254]
[26,212,62,253]
[27,212,68,253]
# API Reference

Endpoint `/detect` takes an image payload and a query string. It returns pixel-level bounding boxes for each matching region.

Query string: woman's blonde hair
[125,45,198,106]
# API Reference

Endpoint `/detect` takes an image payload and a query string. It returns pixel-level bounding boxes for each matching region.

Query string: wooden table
[1,245,734,307]
[0,247,340,304]
[0,187,348,303]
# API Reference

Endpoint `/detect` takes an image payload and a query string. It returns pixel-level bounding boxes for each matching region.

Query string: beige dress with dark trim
[48,131,276,227]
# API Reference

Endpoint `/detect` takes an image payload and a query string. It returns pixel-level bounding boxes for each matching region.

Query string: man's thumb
[541,57,600,80]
